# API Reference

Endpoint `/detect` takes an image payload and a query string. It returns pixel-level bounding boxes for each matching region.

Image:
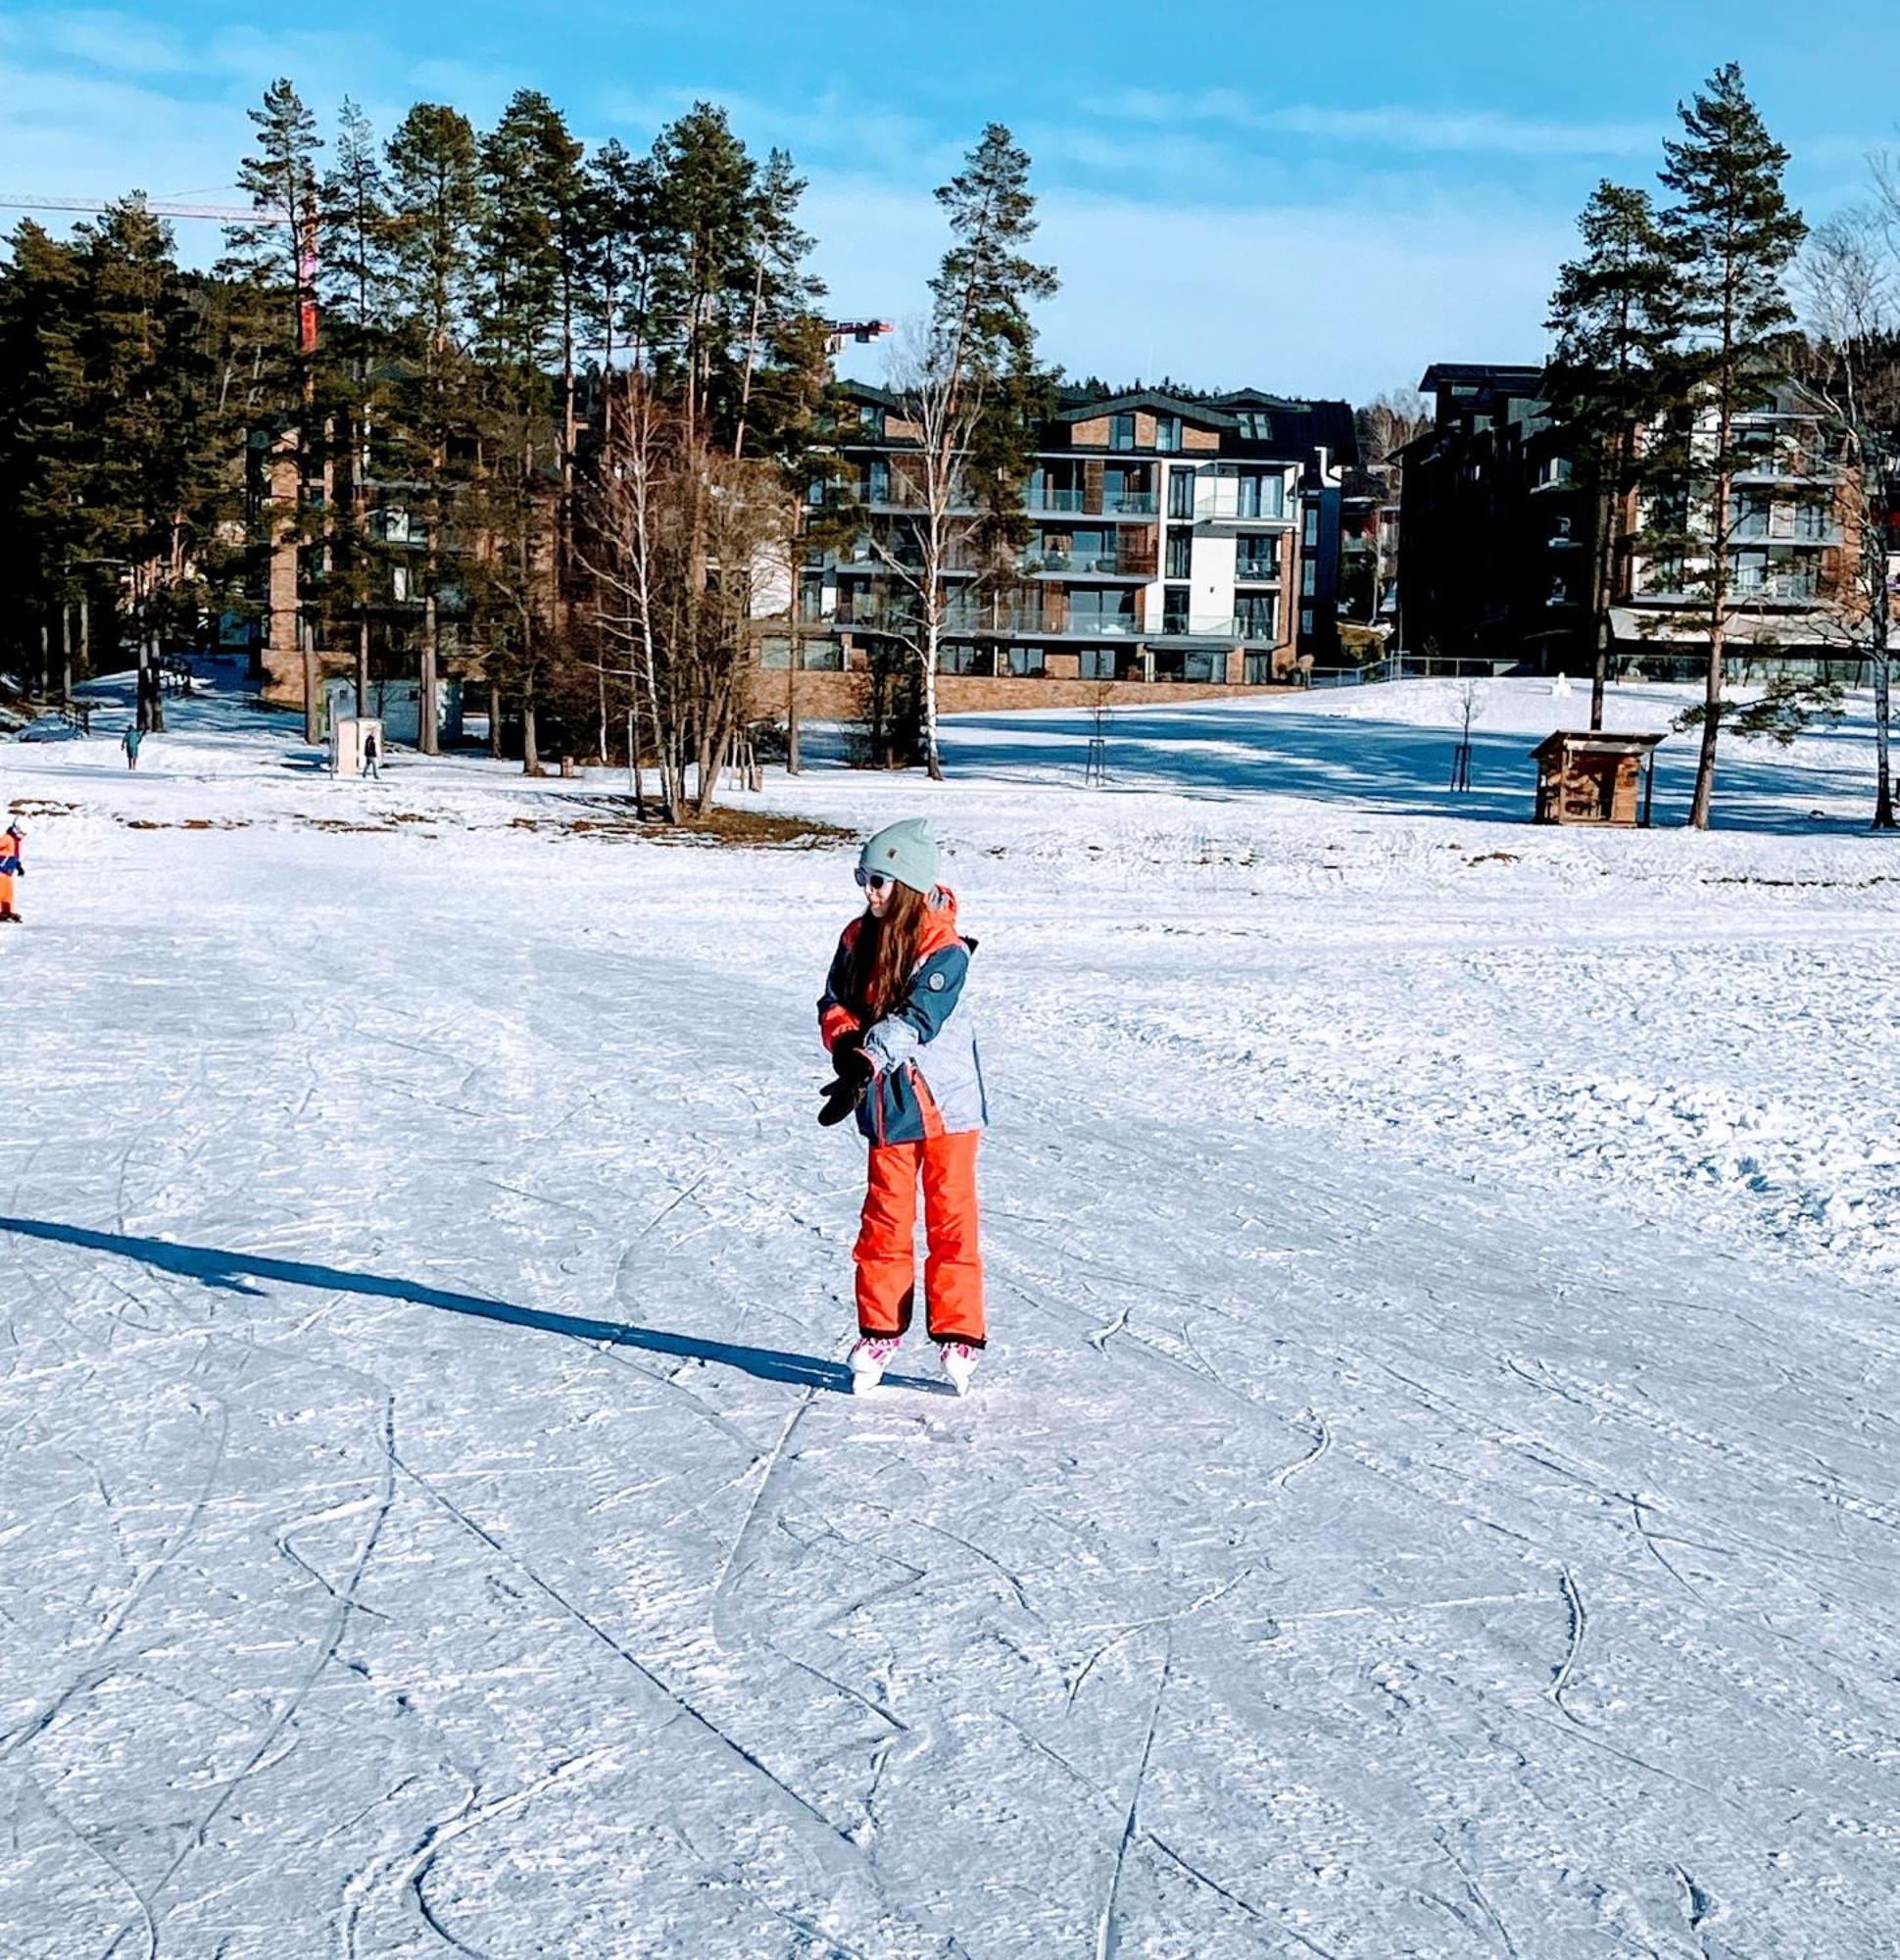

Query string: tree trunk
[488,679,503,760]
[1688,458,1732,832]
[60,602,72,705]
[521,683,540,776]
[419,593,440,757]
[77,593,88,693]
[356,613,370,719]
[303,618,320,745]
[1872,548,1894,829]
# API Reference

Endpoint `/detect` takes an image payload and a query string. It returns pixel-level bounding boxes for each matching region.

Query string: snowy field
[2,670,1897,1959]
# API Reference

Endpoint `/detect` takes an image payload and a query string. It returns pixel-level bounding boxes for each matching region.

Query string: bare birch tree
[1801,203,1899,828]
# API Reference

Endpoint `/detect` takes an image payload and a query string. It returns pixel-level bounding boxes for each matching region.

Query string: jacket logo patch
[928,972,946,991]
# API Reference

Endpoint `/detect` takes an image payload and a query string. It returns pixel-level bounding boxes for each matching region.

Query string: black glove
[830,1028,874,1084]
[818,1074,865,1127]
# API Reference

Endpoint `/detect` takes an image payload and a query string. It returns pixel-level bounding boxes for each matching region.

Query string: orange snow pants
[854,1132,986,1347]
[0,871,15,917]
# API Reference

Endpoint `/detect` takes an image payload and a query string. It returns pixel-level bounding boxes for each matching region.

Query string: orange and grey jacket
[818,886,988,1145]
[0,829,22,878]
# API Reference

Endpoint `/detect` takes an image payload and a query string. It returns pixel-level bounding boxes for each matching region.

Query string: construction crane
[0,192,317,353]
[825,318,895,356]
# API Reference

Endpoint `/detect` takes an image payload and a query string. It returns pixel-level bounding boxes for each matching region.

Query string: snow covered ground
[2,670,1897,1958]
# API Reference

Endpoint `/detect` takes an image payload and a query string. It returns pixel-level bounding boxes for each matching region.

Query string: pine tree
[472,91,583,773]
[1657,63,1810,828]
[385,102,483,755]
[648,105,759,445]
[321,97,397,713]
[881,123,1058,779]
[73,200,215,730]
[584,137,659,386]
[222,78,325,733]
[0,221,85,691]
[1546,181,1678,728]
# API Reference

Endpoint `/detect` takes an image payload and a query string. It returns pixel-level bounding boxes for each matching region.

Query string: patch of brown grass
[122,817,250,832]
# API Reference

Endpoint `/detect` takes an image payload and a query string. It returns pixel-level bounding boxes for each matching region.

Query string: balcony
[1026,485,1157,520]
[1023,549,1157,580]
[1233,556,1282,584]
[1150,613,1279,643]
[1196,485,1291,526]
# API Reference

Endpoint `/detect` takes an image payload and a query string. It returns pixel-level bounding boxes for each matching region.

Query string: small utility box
[329,716,384,778]
[1532,730,1664,827]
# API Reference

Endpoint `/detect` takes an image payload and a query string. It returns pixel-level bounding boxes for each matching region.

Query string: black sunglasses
[853,867,892,892]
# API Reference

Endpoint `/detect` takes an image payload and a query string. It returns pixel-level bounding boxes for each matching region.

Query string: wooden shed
[1531,730,1664,827]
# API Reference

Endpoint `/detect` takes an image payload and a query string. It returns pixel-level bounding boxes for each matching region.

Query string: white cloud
[1102,88,1658,160]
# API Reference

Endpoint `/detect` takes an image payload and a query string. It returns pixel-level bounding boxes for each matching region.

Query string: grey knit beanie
[859,817,939,895]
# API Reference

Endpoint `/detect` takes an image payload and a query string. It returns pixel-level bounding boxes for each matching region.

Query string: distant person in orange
[0,821,24,923]
[817,818,988,1396]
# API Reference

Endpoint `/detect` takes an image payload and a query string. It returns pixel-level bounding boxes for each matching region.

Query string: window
[1155,415,1182,451]
[1007,647,1047,676]
[1300,609,1314,636]
[759,637,792,670]
[1080,648,1118,680]
[1301,558,1317,597]
[805,478,827,508]
[938,643,979,673]
[1551,514,1572,542]
[1236,411,1272,441]
[1236,594,1277,638]
[391,564,410,603]
[857,404,885,439]
[1166,526,1193,578]
[1236,471,1285,520]
[1235,536,1278,580]
[1549,577,1570,607]
[1110,413,1137,452]
[867,459,891,504]
[1729,491,1771,538]
[1162,585,1190,633]
[1167,469,1195,519]
[1103,466,1151,514]
[1071,589,1137,630]
[1303,506,1319,548]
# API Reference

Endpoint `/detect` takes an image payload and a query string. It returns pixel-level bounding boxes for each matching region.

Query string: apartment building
[1398,362,1861,677]
[769,383,1355,710]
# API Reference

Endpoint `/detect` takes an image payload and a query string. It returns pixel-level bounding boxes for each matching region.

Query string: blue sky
[1,1,1893,400]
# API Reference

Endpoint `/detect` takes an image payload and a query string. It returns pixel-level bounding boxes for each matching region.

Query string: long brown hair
[850,883,932,1019]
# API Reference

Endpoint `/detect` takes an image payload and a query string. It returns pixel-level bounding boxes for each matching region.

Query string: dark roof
[1419,362,1546,392]
[1053,389,1238,429]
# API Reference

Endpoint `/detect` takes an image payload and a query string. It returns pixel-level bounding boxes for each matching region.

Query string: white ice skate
[939,1341,979,1397]
[849,1336,901,1394]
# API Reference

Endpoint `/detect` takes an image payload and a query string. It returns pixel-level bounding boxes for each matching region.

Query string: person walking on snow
[818,817,988,1396]
[0,821,24,923]
[122,725,142,770]
[363,725,382,780]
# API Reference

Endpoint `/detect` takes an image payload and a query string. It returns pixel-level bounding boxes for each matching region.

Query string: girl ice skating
[818,817,987,1396]
[0,821,24,922]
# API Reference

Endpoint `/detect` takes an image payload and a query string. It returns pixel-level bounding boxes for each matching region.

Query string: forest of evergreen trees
[0,80,1056,798]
